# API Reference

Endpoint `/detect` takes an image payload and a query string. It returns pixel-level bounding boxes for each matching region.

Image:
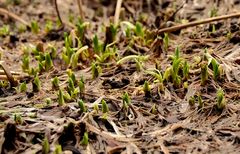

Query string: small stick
[0,8,29,26]
[0,70,21,75]
[77,0,84,20]
[54,0,63,27]
[114,0,123,25]
[0,61,18,87]
[155,12,240,34]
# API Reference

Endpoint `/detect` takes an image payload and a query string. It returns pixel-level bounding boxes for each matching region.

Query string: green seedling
[122,92,131,109]
[81,132,89,145]
[109,23,118,42]
[28,67,38,76]
[201,61,208,86]
[31,20,39,34]
[53,145,62,154]
[76,19,89,41]
[211,58,220,80]
[198,93,203,108]
[163,33,169,51]
[0,25,10,36]
[51,76,59,90]
[216,88,226,110]
[42,137,50,154]
[135,22,144,38]
[93,103,99,112]
[150,104,157,114]
[67,69,77,85]
[14,114,23,125]
[145,69,164,92]
[21,55,30,72]
[19,82,27,93]
[67,77,75,94]
[101,99,109,113]
[32,75,41,92]
[45,98,52,106]
[63,92,71,102]
[143,80,151,97]
[78,99,87,113]
[46,44,57,59]
[210,7,218,33]
[79,76,85,97]
[18,24,27,33]
[183,61,190,80]
[45,20,53,33]
[0,81,9,88]
[70,45,88,69]
[163,67,172,82]
[93,34,103,54]
[183,81,188,89]
[117,55,149,71]
[45,52,53,71]
[91,62,102,79]
[188,96,195,106]
[58,89,65,106]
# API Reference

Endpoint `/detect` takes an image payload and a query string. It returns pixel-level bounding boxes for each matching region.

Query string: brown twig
[0,8,29,26]
[155,12,240,34]
[0,61,18,87]
[54,0,63,27]
[114,0,123,25]
[77,0,84,20]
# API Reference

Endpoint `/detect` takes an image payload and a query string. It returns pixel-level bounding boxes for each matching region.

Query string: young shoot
[19,82,27,93]
[45,20,53,33]
[163,33,169,51]
[101,99,109,113]
[91,62,102,79]
[32,75,41,92]
[216,88,226,110]
[51,76,59,90]
[145,69,164,92]
[58,89,65,106]
[198,93,203,108]
[143,80,151,97]
[45,52,53,71]
[78,99,87,113]
[21,55,30,72]
[81,132,89,145]
[31,20,39,34]
[93,34,103,54]
[79,76,85,97]
[150,104,157,114]
[183,61,190,80]
[211,58,220,80]
[14,114,23,125]
[135,22,144,38]
[53,145,62,154]
[201,61,208,86]
[42,137,50,154]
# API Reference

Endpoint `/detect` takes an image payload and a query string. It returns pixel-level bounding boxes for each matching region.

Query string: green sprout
[150,104,157,114]
[163,67,172,82]
[93,34,103,54]
[122,92,131,109]
[183,61,190,80]
[143,80,151,97]
[91,62,102,79]
[42,137,50,154]
[70,45,88,69]
[45,52,53,71]
[45,98,52,106]
[21,55,30,72]
[19,82,27,93]
[31,20,39,34]
[101,99,109,113]
[183,81,188,89]
[211,58,220,80]
[51,76,59,90]
[76,19,89,41]
[45,20,53,33]
[145,69,164,92]
[201,61,208,86]
[163,33,169,51]
[14,114,23,125]
[32,75,41,92]
[53,145,62,154]
[67,69,77,85]
[198,93,203,108]
[79,76,85,97]
[0,25,10,36]
[216,88,226,110]
[81,132,89,145]
[58,89,65,106]
[78,99,87,113]
[188,96,195,106]
[135,22,144,38]
[67,77,75,94]
[109,23,118,42]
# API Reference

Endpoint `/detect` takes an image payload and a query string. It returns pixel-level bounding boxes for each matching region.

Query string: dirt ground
[0,0,240,153]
